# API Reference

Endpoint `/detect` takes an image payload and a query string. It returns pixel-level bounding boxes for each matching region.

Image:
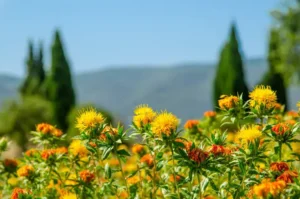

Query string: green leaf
[117,149,131,157]
[102,146,114,160]
[105,163,112,179]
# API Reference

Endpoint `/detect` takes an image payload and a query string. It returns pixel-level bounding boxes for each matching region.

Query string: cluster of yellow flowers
[0,85,299,199]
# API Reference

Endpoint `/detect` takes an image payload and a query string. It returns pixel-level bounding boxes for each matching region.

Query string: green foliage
[259,28,288,110]
[43,30,76,131]
[0,96,53,149]
[271,0,300,84]
[66,104,115,141]
[213,23,249,109]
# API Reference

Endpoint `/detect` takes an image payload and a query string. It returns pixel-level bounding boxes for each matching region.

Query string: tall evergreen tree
[36,42,46,85]
[213,23,249,109]
[44,30,76,131]
[259,28,288,110]
[20,40,35,96]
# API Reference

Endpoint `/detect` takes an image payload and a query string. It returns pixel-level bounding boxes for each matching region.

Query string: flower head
[25,149,38,157]
[218,95,239,110]
[151,111,179,137]
[55,147,68,155]
[133,104,156,128]
[253,179,286,198]
[11,188,30,199]
[76,108,105,132]
[277,170,298,183]
[140,154,154,167]
[127,175,140,185]
[188,148,208,164]
[204,111,216,118]
[270,162,289,172]
[249,85,277,110]
[41,149,56,160]
[79,170,95,183]
[36,123,55,134]
[69,140,89,158]
[132,144,144,154]
[237,126,262,143]
[17,165,34,177]
[184,120,199,130]
[4,159,18,169]
[287,110,298,118]
[272,123,290,136]
[175,138,192,151]
[208,144,231,156]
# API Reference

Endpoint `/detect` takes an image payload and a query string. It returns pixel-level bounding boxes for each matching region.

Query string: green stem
[170,143,180,198]
[115,148,129,194]
[197,171,202,199]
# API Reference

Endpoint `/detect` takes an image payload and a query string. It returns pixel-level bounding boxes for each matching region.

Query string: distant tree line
[213,22,288,110]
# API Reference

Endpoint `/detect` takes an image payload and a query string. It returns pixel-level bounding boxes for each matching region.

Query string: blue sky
[1,0,280,77]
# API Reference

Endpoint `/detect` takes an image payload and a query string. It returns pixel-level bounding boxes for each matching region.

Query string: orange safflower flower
[36,123,55,134]
[208,144,231,156]
[4,159,18,168]
[218,95,239,110]
[25,149,38,157]
[277,170,298,183]
[140,154,154,167]
[188,148,208,164]
[41,149,56,160]
[270,162,289,172]
[17,165,34,177]
[52,129,63,137]
[11,188,30,199]
[132,144,144,154]
[287,110,298,118]
[89,142,97,147]
[99,126,118,141]
[184,120,199,130]
[79,170,95,183]
[272,123,290,135]
[204,111,216,118]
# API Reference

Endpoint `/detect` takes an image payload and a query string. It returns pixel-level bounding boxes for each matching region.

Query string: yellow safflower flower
[151,111,179,136]
[237,126,262,143]
[253,179,286,198]
[17,165,34,177]
[69,140,88,158]
[76,108,105,132]
[249,85,277,110]
[133,104,156,128]
[218,95,239,110]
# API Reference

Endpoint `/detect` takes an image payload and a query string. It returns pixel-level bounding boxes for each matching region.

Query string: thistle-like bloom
[218,95,239,110]
[133,104,156,128]
[25,149,38,157]
[55,147,68,155]
[99,126,118,141]
[69,140,89,158]
[36,123,55,134]
[131,144,144,154]
[237,126,262,143]
[151,111,179,136]
[204,111,216,118]
[188,148,208,164]
[249,85,277,110]
[270,162,289,172]
[277,170,298,183]
[17,165,34,177]
[253,179,286,198]
[140,154,154,167]
[287,110,298,118]
[272,123,290,136]
[76,108,105,132]
[184,120,199,130]
[127,175,140,185]
[41,149,56,160]
[208,144,231,156]
[11,188,30,199]
[79,170,95,183]
[3,159,18,168]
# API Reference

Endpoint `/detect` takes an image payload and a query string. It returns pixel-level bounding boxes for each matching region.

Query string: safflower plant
[0,85,299,199]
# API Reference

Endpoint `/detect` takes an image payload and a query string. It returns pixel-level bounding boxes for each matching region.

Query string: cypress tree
[213,23,249,109]
[44,30,76,131]
[20,40,35,96]
[259,28,288,110]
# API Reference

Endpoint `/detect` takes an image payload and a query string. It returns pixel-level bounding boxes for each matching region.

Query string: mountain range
[1,58,299,125]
